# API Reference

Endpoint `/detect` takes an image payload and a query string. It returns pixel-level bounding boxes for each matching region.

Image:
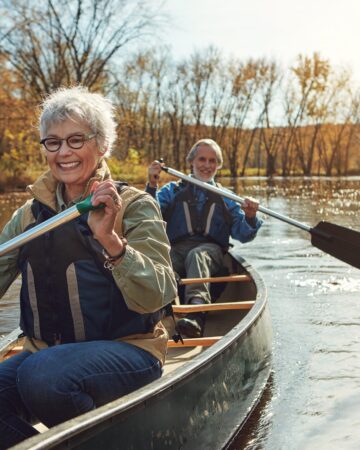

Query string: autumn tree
[0,56,45,186]
[315,87,354,176]
[114,51,154,158]
[334,89,360,175]
[0,0,165,99]
[254,60,282,177]
[206,56,236,152]
[224,59,265,177]
[184,47,220,144]
[144,48,171,162]
[163,60,191,169]
[283,53,337,174]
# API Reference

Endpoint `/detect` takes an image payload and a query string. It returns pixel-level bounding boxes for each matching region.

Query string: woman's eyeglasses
[40,133,97,152]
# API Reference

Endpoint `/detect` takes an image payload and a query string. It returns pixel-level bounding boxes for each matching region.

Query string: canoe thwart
[172,301,255,313]
[3,346,23,360]
[179,274,251,285]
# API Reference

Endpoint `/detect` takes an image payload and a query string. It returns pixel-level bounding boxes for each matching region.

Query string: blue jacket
[17,200,162,346]
[146,179,262,247]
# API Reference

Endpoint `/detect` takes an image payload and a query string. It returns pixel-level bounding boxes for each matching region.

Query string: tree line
[0,0,359,188]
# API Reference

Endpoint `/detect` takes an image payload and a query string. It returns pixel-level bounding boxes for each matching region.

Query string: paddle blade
[311,221,360,269]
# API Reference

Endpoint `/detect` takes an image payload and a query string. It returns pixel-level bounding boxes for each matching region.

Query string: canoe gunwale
[0,328,23,359]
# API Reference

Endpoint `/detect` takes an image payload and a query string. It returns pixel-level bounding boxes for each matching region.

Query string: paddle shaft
[0,196,97,257]
[162,166,311,232]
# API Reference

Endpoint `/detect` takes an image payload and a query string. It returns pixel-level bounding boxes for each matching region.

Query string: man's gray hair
[39,86,117,157]
[186,138,223,168]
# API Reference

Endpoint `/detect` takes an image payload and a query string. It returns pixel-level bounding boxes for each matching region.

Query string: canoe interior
[164,253,257,375]
[0,251,272,450]
[1,253,256,367]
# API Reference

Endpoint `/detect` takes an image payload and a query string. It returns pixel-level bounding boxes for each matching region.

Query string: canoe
[0,249,272,450]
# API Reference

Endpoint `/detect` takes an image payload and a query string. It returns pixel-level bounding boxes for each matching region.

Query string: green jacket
[0,161,177,364]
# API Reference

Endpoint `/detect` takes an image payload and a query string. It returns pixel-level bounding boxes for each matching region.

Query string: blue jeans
[0,340,161,449]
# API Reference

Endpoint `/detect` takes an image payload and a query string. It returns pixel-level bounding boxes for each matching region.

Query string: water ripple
[293,276,360,293]
[310,320,360,327]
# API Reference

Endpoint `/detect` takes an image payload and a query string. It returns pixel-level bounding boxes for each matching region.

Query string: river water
[1,177,359,450]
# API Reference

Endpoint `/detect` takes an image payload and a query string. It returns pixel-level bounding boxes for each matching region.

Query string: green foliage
[106,148,176,184]
[218,167,267,177]
[106,148,148,183]
[0,129,47,190]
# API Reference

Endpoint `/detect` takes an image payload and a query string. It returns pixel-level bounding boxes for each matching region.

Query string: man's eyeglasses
[40,133,97,152]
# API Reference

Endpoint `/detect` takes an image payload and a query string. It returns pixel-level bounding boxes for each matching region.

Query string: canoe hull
[72,306,271,450]
[7,252,272,450]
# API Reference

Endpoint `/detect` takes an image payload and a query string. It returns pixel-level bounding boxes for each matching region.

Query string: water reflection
[0,192,30,230]
[228,374,274,450]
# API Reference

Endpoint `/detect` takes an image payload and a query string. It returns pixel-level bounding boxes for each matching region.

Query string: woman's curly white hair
[39,86,117,157]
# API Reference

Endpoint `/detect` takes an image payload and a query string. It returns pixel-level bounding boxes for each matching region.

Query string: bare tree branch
[0,0,165,98]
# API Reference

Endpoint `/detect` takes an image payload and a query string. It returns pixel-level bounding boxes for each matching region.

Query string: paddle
[161,165,360,269]
[0,195,102,257]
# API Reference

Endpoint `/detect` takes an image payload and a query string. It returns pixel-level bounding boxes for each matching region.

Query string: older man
[146,138,262,337]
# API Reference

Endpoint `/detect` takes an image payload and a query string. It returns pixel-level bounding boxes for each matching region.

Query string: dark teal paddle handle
[76,195,105,214]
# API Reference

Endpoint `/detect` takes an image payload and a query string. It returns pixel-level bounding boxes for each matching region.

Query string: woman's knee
[16,351,92,426]
[16,353,46,402]
[16,351,69,407]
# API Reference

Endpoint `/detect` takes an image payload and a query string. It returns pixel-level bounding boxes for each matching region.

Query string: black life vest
[162,181,233,248]
[17,198,162,346]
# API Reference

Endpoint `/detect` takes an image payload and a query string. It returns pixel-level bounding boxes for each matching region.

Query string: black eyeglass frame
[39,133,97,152]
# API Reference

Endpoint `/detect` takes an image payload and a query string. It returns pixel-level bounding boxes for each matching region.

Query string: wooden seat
[167,337,221,348]
[3,346,23,360]
[172,301,255,314]
[179,274,251,285]
[168,301,255,348]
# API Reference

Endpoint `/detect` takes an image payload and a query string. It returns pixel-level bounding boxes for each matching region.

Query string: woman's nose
[58,141,73,154]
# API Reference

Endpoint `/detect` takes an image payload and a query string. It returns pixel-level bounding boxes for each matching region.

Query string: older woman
[146,139,262,338]
[0,86,177,448]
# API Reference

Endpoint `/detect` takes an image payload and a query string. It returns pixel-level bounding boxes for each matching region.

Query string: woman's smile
[57,161,81,170]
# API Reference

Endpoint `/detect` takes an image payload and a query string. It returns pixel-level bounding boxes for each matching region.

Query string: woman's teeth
[59,162,80,168]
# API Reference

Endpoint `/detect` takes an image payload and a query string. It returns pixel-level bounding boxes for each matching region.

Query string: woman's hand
[148,160,163,188]
[88,180,125,257]
[241,197,259,219]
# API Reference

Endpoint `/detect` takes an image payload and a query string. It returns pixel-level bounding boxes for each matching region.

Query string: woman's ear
[98,145,108,156]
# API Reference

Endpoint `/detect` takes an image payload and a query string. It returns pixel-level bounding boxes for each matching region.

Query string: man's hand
[148,160,164,188]
[241,197,259,219]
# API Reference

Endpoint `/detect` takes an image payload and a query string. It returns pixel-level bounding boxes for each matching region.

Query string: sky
[161,0,360,84]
